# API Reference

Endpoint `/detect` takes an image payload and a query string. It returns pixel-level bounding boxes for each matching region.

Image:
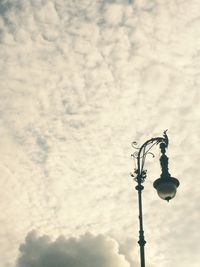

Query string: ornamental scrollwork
[131,130,168,184]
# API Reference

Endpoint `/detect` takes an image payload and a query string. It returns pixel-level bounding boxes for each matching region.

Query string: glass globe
[153,177,180,202]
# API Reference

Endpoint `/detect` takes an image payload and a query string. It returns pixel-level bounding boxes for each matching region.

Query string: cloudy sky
[0,0,200,266]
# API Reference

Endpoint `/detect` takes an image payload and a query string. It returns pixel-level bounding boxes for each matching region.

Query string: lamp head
[153,176,180,202]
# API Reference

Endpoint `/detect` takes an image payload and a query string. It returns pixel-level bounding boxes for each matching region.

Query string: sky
[0,0,200,266]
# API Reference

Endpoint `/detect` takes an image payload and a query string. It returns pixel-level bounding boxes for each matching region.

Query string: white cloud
[104,4,125,26]
[0,0,200,267]
[16,232,130,267]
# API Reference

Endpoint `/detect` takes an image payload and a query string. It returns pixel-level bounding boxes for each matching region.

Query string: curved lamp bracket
[131,130,168,183]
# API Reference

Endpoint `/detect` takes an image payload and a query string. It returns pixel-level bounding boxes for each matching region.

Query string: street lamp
[130,130,180,267]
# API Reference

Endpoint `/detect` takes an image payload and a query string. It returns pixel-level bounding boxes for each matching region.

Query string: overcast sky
[0,0,200,267]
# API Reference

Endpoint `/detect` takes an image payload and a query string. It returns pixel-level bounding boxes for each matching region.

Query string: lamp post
[131,130,180,267]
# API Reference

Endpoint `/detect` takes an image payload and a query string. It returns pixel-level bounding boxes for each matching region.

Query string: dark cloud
[16,231,131,267]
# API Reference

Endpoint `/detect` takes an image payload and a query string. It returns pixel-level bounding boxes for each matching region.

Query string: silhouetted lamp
[131,131,180,267]
[153,142,180,202]
[153,177,179,201]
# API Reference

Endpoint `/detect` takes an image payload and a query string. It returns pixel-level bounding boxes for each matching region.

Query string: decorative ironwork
[131,130,168,184]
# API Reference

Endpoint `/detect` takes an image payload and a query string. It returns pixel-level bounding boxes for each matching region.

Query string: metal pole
[131,131,169,267]
[136,184,146,267]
